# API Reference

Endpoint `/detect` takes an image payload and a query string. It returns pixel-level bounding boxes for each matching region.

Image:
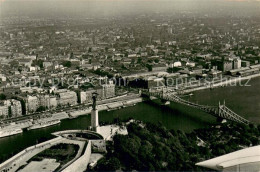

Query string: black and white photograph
[0,0,260,171]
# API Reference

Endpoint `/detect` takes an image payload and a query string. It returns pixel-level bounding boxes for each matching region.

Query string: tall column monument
[91,92,99,132]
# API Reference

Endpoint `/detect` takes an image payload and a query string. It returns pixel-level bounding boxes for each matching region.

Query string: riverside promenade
[0,94,142,138]
[179,73,260,94]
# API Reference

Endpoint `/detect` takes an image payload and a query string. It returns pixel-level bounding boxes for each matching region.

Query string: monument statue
[92,92,98,110]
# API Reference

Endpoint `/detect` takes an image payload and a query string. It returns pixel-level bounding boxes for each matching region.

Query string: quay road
[0,94,140,125]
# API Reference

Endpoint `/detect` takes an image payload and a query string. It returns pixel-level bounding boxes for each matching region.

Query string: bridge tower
[91,92,100,133]
[217,100,228,123]
[161,87,170,105]
[218,101,222,117]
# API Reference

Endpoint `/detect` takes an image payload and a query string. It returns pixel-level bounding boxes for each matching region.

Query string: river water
[0,77,259,162]
[187,77,260,123]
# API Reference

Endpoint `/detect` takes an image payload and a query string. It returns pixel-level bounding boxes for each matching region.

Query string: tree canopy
[0,93,6,100]
[93,121,260,171]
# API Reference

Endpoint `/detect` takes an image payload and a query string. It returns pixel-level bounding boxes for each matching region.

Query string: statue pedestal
[91,109,99,132]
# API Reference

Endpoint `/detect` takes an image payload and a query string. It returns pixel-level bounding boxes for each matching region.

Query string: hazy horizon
[1,0,260,19]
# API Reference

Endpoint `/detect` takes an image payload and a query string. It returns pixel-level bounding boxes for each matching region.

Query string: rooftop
[196,145,260,170]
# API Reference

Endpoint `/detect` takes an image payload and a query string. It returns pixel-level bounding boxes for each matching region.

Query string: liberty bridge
[140,88,250,125]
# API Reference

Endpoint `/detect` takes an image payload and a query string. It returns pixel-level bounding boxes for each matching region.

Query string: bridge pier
[161,99,170,106]
[149,96,158,100]
[216,117,225,123]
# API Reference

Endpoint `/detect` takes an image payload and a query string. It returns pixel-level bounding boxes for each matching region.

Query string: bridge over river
[141,88,250,125]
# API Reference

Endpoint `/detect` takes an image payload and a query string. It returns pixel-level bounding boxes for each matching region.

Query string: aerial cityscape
[0,0,260,171]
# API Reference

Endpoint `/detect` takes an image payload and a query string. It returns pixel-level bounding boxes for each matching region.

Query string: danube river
[187,77,260,123]
[0,77,260,162]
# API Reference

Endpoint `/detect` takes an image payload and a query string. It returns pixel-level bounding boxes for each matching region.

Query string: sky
[0,0,259,18]
[0,0,260,1]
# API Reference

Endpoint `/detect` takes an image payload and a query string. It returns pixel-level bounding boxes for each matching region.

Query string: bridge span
[141,89,249,125]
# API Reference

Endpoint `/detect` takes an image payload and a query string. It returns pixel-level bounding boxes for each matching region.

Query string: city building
[49,96,57,109]
[213,60,233,72]
[241,60,250,67]
[4,99,22,117]
[223,61,233,72]
[208,70,222,78]
[43,61,53,68]
[147,76,165,89]
[102,81,115,98]
[152,64,168,72]
[57,90,77,106]
[96,86,105,100]
[80,89,95,104]
[0,104,8,118]
[233,59,241,69]
[172,62,182,67]
[94,81,115,100]
[26,95,39,113]
[38,95,51,109]
[18,59,32,67]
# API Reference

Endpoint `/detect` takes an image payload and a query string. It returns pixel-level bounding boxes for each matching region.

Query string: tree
[128,78,148,89]
[62,61,72,68]
[146,64,152,71]
[32,59,43,68]
[36,106,46,112]
[137,57,142,64]
[167,67,181,73]
[8,106,12,118]
[94,121,260,171]
[0,94,6,100]
[106,157,121,171]
[121,65,127,70]
[70,52,74,58]
[76,90,81,104]
[19,99,26,115]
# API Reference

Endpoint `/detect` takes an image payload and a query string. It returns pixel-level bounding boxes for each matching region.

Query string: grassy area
[30,143,79,167]
[75,132,103,140]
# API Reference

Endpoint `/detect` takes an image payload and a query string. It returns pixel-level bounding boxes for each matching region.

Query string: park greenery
[0,93,6,100]
[91,69,114,78]
[146,64,152,71]
[167,67,182,73]
[32,59,44,69]
[62,60,72,68]
[36,106,47,112]
[94,121,260,171]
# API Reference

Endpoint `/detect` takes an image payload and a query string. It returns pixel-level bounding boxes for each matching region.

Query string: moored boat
[27,120,61,130]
